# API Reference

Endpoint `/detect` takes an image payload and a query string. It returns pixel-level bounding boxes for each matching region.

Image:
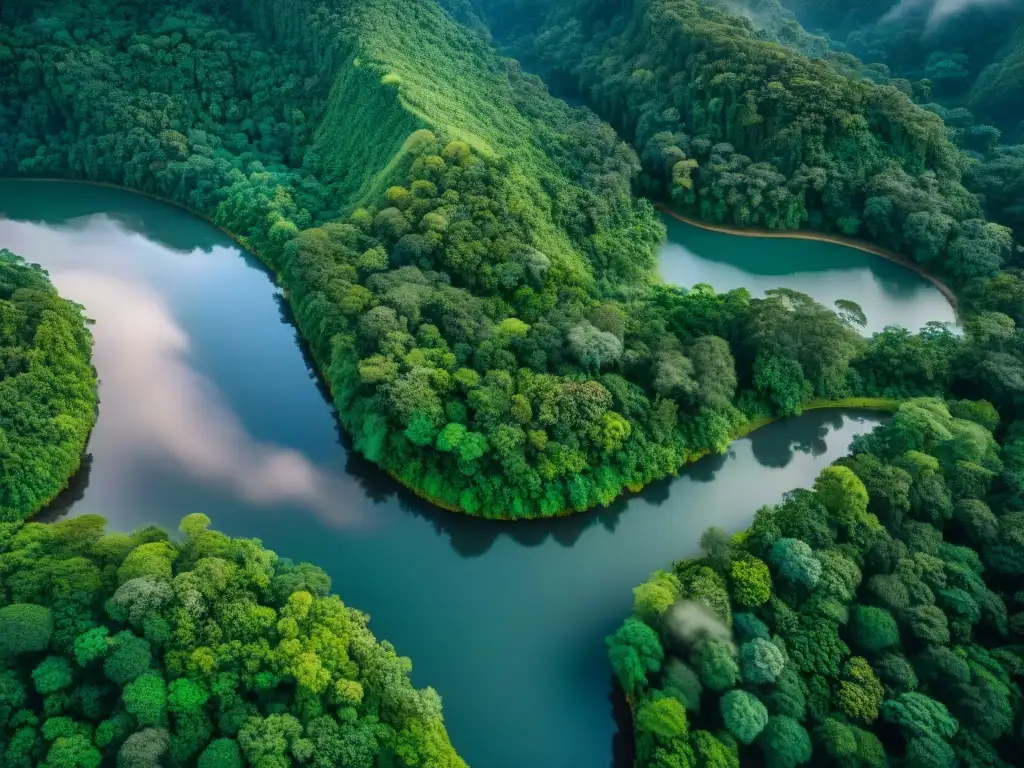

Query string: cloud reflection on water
[0,216,360,528]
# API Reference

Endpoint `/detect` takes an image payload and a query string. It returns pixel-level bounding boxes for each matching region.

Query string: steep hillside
[522,0,1018,284]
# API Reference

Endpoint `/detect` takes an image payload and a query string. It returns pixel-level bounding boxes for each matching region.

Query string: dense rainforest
[0,254,464,765]
[0,249,96,522]
[609,398,1024,767]
[0,513,464,767]
[2,0,1024,766]
[4,0,1024,519]
[473,0,1024,257]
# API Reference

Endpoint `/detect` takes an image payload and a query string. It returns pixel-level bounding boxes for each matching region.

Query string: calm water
[659,215,957,334]
[0,180,886,768]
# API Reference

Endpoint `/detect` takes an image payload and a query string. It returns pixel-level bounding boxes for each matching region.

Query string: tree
[814,466,869,528]
[168,678,208,715]
[635,697,692,766]
[123,673,167,727]
[692,639,739,692]
[836,657,885,723]
[699,527,733,572]
[753,353,810,416]
[633,571,682,623]
[769,539,821,588]
[756,716,811,768]
[689,336,737,409]
[662,658,703,710]
[720,690,768,745]
[607,618,665,699]
[45,734,103,768]
[882,692,958,741]
[740,638,786,684]
[690,730,737,768]
[104,633,153,686]
[31,656,74,694]
[568,321,622,372]
[118,728,170,768]
[728,557,771,607]
[905,605,951,644]
[197,739,242,768]
[0,603,53,656]
[849,605,900,655]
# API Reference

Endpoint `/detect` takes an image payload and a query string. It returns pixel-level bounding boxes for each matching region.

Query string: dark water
[659,214,957,334]
[0,180,886,768]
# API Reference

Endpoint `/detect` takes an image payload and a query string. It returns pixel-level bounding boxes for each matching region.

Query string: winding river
[0,180,901,768]
[659,214,958,334]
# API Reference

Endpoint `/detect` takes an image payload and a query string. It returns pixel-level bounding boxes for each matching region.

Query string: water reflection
[609,674,635,768]
[748,408,848,468]
[0,180,233,257]
[658,217,957,334]
[2,181,891,768]
[2,217,361,529]
[338,411,882,559]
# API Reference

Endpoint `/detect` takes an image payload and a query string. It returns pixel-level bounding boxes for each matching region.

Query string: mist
[881,0,1016,32]
[661,599,735,653]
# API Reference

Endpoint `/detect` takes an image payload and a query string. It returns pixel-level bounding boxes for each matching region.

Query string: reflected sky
[0,181,887,768]
[659,215,958,335]
[0,213,361,530]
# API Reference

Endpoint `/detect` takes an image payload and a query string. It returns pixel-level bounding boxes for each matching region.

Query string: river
[659,214,957,334]
[0,180,887,768]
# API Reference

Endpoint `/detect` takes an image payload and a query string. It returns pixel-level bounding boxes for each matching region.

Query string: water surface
[0,180,886,768]
[659,214,957,334]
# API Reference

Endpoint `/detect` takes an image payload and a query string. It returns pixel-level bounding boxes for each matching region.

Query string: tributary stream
[0,180,905,768]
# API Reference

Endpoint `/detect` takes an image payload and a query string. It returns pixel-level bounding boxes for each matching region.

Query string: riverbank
[656,204,961,319]
[0,244,99,521]
[404,398,902,521]
[1,178,901,523]
[5,177,268,273]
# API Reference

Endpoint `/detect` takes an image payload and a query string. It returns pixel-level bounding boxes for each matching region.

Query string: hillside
[3,0,1023,522]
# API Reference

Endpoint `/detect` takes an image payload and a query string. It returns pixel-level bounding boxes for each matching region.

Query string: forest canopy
[0,249,96,522]
[2,0,1023,519]
[0,513,465,767]
[610,399,1024,768]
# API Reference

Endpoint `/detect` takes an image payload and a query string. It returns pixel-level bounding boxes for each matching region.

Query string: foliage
[517,0,1020,289]
[720,689,768,745]
[7,0,1018,523]
[728,557,772,608]
[0,514,464,767]
[610,401,1024,767]
[0,251,97,522]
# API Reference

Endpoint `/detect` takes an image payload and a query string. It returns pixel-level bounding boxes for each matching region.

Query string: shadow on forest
[35,454,94,523]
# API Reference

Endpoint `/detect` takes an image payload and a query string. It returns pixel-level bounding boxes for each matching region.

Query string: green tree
[740,639,786,684]
[0,604,53,656]
[31,656,74,695]
[848,605,900,655]
[728,557,771,607]
[123,673,167,727]
[756,716,811,768]
[720,689,768,745]
[693,639,739,692]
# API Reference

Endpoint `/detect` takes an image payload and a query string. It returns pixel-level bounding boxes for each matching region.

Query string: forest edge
[2,178,904,522]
